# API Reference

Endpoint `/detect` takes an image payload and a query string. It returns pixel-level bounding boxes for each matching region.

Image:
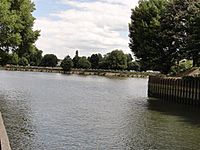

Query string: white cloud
[34,0,139,59]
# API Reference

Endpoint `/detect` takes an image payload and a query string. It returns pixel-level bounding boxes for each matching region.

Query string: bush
[170,59,193,75]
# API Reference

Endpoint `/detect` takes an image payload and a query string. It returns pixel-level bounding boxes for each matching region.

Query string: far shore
[0,65,158,78]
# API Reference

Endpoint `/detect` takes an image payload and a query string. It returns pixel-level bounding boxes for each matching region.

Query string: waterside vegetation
[0,0,199,76]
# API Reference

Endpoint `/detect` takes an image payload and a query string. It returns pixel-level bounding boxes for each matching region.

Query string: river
[0,70,200,150]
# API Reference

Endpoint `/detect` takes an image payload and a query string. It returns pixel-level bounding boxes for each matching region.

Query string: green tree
[40,54,58,67]
[187,1,200,66]
[88,53,102,69]
[10,0,40,58]
[106,50,127,70]
[72,50,80,68]
[129,0,167,72]
[61,55,73,71]
[18,57,29,66]
[159,0,192,73]
[77,57,91,69]
[0,0,21,52]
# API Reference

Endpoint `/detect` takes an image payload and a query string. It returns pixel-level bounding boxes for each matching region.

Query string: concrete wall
[148,76,200,105]
[0,113,11,150]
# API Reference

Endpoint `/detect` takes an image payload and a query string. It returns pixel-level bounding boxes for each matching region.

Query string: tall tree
[186,1,200,66]
[159,0,192,73]
[129,0,167,72]
[0,0,21,52]
[10,0,40,58]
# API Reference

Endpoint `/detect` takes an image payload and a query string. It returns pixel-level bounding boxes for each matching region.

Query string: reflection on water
[0,71,200,150]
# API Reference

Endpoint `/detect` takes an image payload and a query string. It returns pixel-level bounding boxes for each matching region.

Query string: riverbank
[1,65,157,78]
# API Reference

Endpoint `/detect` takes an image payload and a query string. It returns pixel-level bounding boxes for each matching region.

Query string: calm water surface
[0,70,200,150]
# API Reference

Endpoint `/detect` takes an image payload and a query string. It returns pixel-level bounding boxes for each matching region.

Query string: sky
[33,0,139,59]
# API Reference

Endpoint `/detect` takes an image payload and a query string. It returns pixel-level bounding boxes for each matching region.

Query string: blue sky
[33,0,139,59]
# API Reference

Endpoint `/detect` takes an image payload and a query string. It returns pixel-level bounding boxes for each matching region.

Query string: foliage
[159,0,193,73]
[88,53,102,69]
[29,49,42,66]
[10,0,40,58]
[186,1,200,66]
[61,55,73,71]
[129,0,200,74]
[170,59,193,74]
[77,57,91,69]
[0,0,41,66]
[0,0,21,52]
[106,50,127,70]
[127,61,140,71]
[40,54,58,67]
[18,57,29,66]
[9,53,19,65]
[129,0,167,72]
[0,50,10,66]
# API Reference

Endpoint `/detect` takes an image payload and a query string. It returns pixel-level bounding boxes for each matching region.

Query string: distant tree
[106,50,127,70]
[88,53,102,69]
[77,57,91,69]
[40,54,58,67]
[18,57,29,66]
[61,55,73,71]
[72,50,80,68]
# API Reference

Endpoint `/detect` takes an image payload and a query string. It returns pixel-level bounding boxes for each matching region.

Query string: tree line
[1,0,199,74]
[129,0,200,74]
[0,0,139,72]
[37,50,140,72]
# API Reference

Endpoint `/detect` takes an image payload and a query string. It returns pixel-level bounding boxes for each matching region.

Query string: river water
[0,70,200,150]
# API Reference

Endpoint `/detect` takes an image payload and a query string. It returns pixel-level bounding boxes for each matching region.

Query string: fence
[148,76,200,105]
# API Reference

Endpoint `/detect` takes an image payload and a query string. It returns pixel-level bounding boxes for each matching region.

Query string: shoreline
[0,66,156,78]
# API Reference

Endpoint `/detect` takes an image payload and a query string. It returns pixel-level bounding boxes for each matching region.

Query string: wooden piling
[148,76,200,106]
